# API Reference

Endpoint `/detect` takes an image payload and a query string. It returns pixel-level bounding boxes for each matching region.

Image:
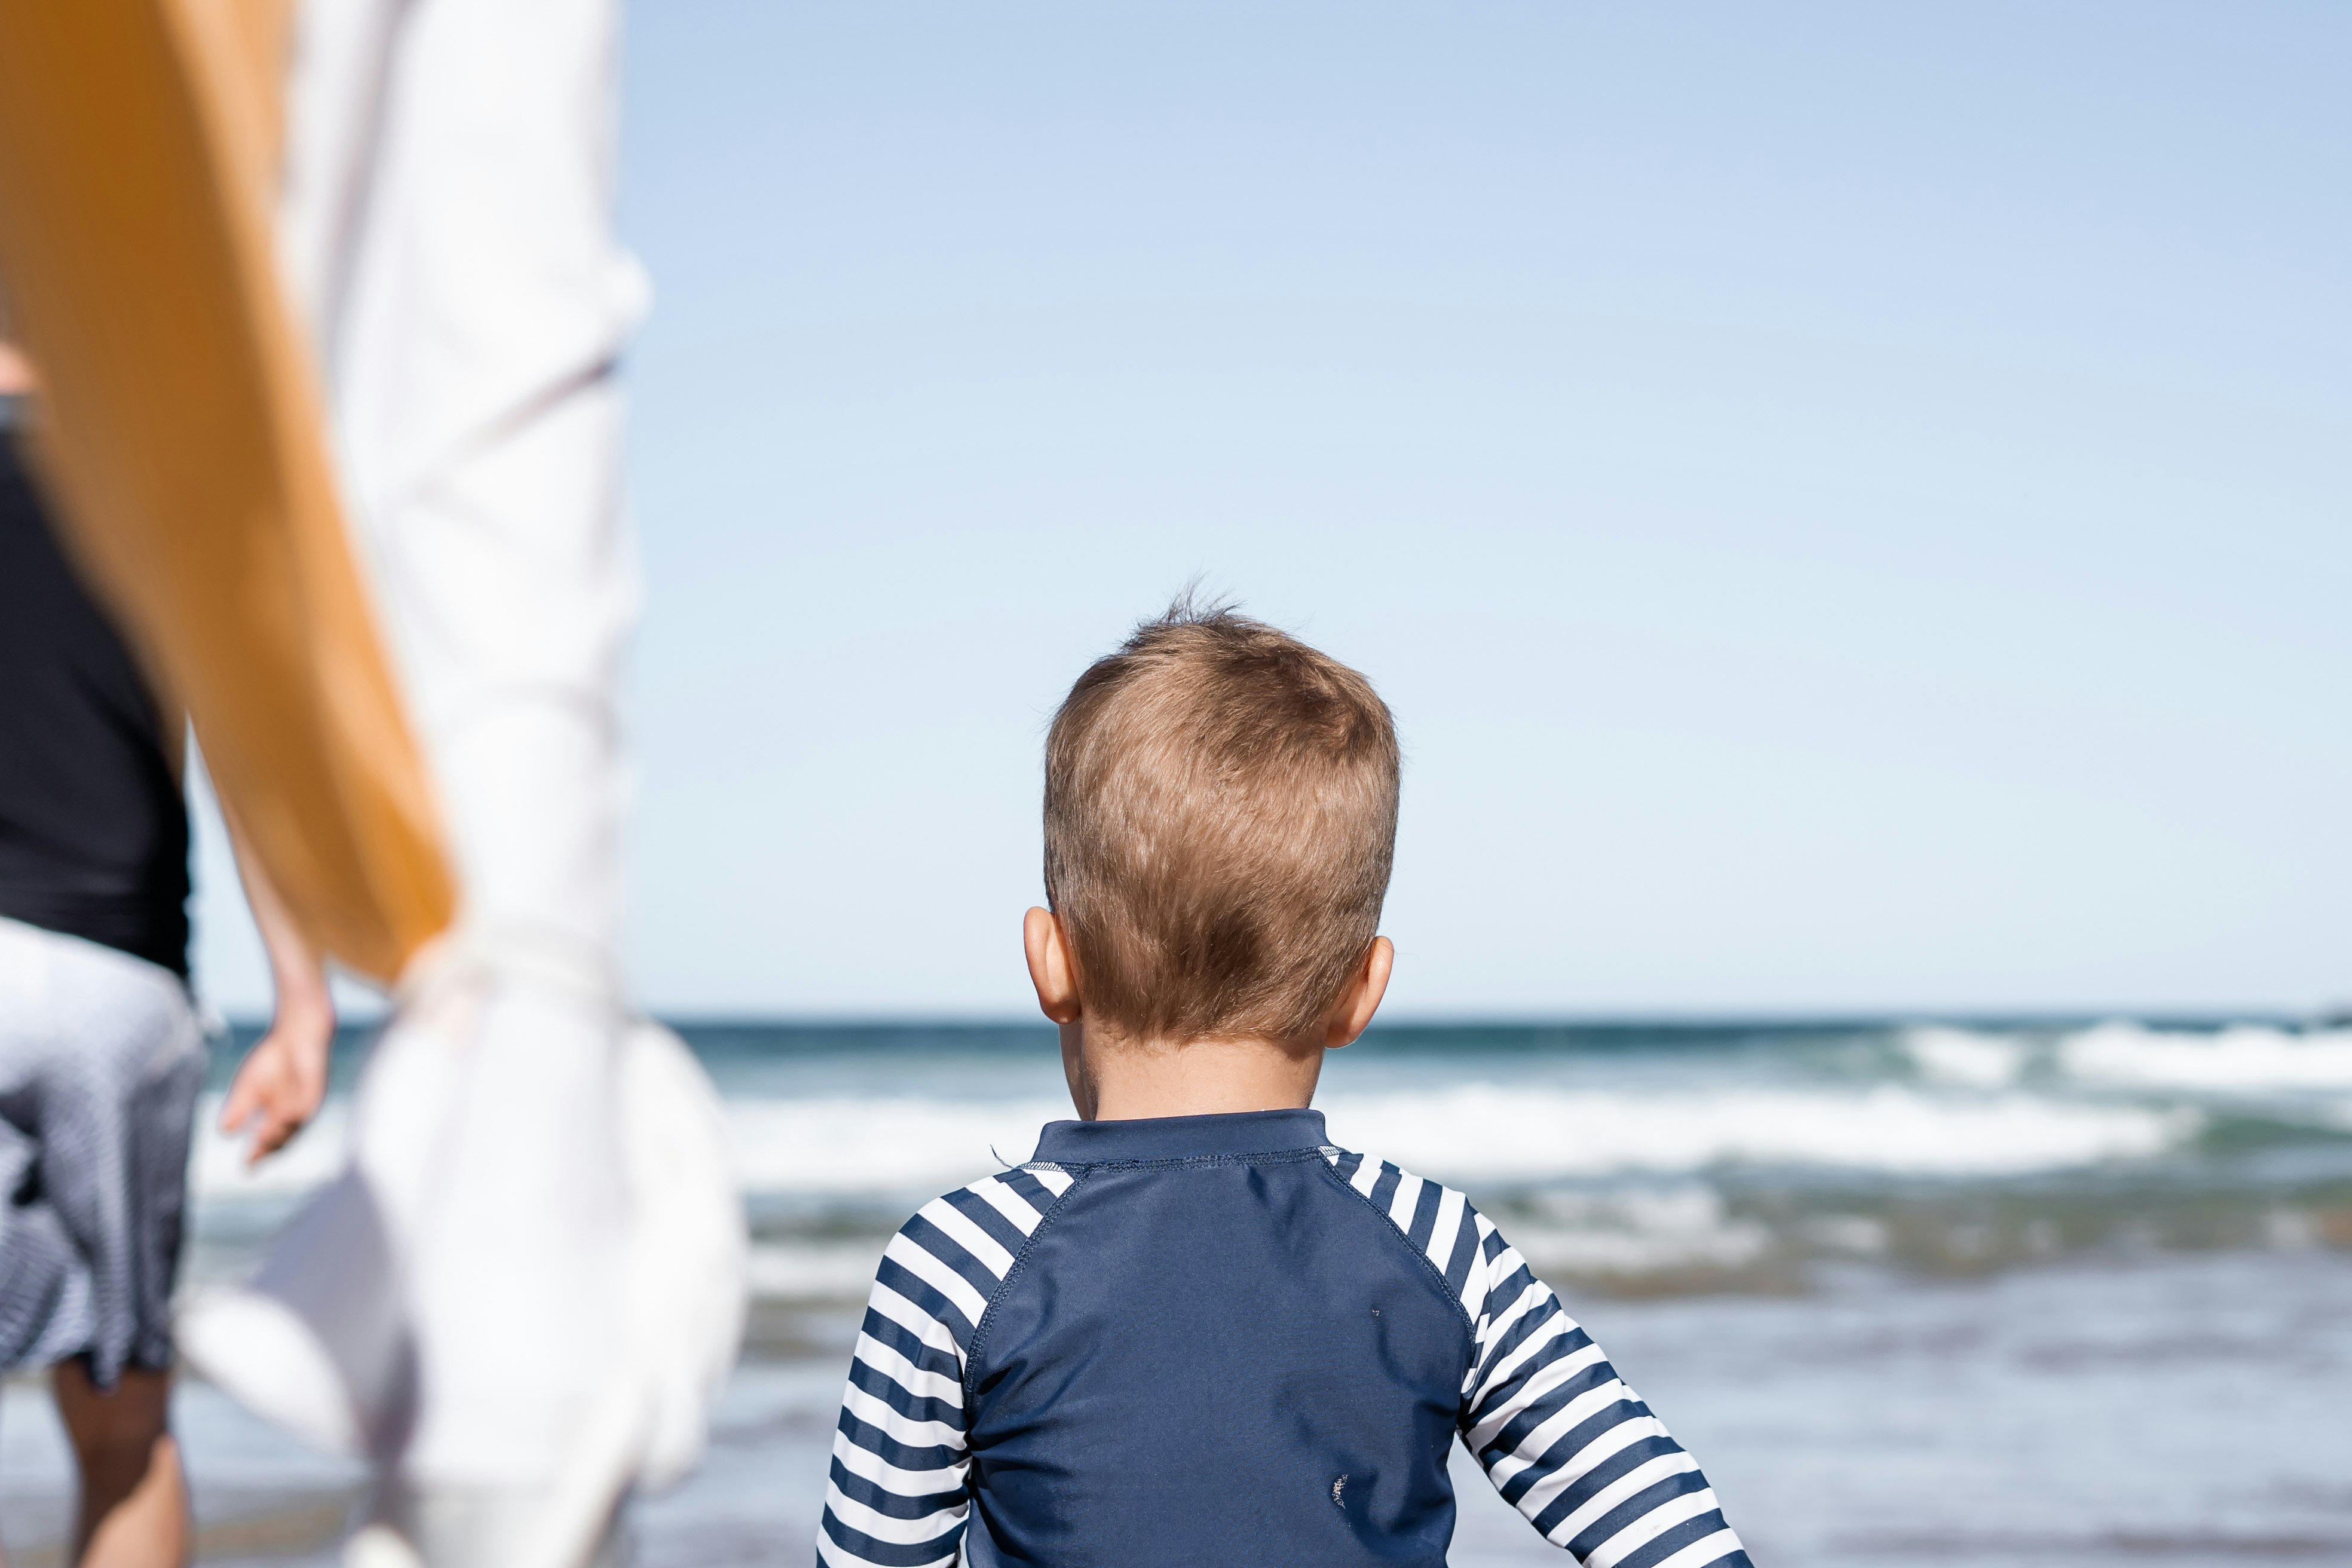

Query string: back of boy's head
[1044,595,1399,1045]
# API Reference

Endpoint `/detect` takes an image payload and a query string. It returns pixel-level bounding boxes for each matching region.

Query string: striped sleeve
[816,1163,1075,1568]
[1325,1150,1751,1568]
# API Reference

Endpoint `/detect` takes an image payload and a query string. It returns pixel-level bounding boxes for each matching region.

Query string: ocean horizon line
[213,1006,2332,1037]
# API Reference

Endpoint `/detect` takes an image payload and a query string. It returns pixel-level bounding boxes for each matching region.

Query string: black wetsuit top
[0,425,191,976]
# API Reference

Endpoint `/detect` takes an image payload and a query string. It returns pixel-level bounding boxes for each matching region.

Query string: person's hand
[220,996,334,1163]
[0,339,33,396]
[216,800,334,1162]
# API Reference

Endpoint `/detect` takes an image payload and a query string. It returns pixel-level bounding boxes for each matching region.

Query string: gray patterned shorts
[0,916,205,1386]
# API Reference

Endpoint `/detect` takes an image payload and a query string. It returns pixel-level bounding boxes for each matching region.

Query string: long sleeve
[1459,1208,1751,1568]
[818,1165,1073,1567]
[819,1266,972,1568]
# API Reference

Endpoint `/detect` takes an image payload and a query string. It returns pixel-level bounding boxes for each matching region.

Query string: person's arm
[1459,1207,1751,1568]
[818,1166,1072,1567]
[819,1221,977,1568]
[218,808,336,1162]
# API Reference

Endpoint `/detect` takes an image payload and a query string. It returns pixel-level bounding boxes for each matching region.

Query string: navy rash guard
[819,1108,1750,1568]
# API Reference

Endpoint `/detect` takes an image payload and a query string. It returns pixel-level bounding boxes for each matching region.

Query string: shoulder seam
[1316,1154,1481,1347]
[961,1163,1088,1395]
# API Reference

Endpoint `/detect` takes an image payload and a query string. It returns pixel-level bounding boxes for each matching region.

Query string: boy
[818,602,1750,1568]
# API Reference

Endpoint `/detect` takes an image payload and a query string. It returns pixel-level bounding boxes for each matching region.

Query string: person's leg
[51,1361,188,1568]
[0,921,199,1568]
[189,6,737,1558]
[318,0,642,1496]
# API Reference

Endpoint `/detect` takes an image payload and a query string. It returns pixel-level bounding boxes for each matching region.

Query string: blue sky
[195,1,2350,1018]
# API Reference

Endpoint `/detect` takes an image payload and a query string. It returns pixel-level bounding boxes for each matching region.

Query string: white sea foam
[1511,1221,1773,1278]
[748,1240,890,1300]
[2059,1022,2352,1092]
[721,1085,2189,1193]
[718,1084,2188,1193]
[1509,1185,1774,1277]
[191,1080,2195,1208]
[190,1092,1074,1203]
[1319,1085,2189,1180]
[724,1095,1076,1195]
[1902,1026,2028,1089]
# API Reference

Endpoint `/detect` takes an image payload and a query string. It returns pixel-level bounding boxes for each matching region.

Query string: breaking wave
[2057,1022,2352,1092]
[1319,1085,2190,1182]
[192,1080,2190,1204]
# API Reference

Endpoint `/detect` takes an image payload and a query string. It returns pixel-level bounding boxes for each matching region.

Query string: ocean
[6,1018,2350,1564]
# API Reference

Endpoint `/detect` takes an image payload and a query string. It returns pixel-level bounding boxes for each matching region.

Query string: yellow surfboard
[0,0,452,983]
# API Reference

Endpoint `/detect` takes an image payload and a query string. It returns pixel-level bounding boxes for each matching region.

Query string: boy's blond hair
[1044,597,1399,1044]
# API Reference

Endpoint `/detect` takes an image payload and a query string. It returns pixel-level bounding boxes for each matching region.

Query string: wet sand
[688,1250,2352,1567]
[8,1249,2343,1565]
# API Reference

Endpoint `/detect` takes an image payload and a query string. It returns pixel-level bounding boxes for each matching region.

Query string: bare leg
[50,1362,188,1568]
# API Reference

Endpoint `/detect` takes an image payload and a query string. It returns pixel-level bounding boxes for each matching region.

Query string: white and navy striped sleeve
[1327,1150,1751,1568]
[817,1163,1075,1568]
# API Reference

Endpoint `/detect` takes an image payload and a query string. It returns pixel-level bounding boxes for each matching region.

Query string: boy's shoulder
[1320,1146,1523,1329]
[874,1164,1079,1358]
[879,1145,1527,1356]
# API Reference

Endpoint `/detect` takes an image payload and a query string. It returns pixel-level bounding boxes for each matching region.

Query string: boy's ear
[1324,936,1394,1050]
[1024,907,1083,1025]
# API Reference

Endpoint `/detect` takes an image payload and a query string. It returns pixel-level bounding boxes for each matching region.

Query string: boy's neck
[1059,1020,1327,1122]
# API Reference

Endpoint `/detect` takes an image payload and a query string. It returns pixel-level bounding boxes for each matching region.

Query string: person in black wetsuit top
[0,339,335,1568]
[0,357,192,981]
